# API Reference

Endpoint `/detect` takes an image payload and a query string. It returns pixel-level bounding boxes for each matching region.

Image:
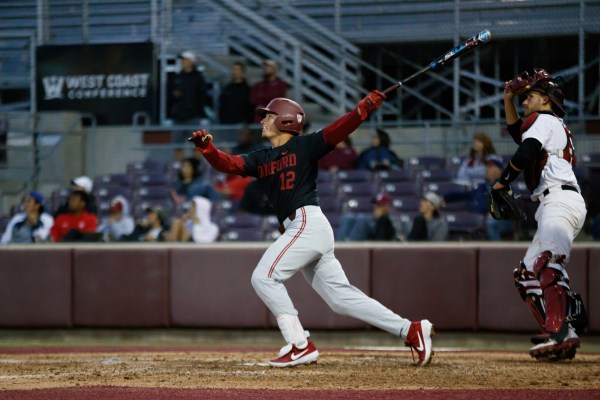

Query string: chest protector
[520,112,576,193]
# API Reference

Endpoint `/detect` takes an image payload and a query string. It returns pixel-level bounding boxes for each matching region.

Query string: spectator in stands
[167,196,219,243]
[445,155,515,241]
[50,191,98,242]
[249,59,288,123]
[171,157,220,203]
[337,192,396,241]
[398,192,448,241]
[168,50,207,124]
[318,137,357,172]
[455,132,496,187]
[97,195,135,242]
[356,128,403,171]
[123,207,169,242]
[1,191,54,244]
[53,176,97,217]
[218,62,254,124]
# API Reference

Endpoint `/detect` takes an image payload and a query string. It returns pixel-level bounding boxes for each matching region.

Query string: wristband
[498,163,520,186]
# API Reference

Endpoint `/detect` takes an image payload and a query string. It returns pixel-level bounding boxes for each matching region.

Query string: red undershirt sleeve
[322,108,363,146]
[196,143,246,175]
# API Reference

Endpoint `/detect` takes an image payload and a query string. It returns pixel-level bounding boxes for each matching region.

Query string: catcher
[490,68,587,361]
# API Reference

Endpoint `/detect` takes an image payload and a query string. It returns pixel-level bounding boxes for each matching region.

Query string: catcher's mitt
[486,185,527,220]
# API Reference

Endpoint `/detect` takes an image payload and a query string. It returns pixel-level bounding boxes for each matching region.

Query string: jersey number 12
[279,171,295,190]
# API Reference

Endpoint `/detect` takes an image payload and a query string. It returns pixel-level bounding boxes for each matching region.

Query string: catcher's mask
[256,98,305,135]
[527,69,566,117]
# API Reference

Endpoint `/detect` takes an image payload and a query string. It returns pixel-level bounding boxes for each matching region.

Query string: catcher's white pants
[251,205,411,338]
[522,189,587,276]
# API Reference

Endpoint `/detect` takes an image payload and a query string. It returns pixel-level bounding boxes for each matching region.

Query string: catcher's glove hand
[486,185,527,220]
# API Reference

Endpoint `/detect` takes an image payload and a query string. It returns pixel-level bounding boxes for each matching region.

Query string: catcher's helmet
[256,98,305,135]
[527,69,565,117]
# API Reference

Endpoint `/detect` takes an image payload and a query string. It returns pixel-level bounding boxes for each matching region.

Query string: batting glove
[188,130,213,149]
[357,90,386,121]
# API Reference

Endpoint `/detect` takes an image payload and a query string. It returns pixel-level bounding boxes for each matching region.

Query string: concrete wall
[0,243,598,333]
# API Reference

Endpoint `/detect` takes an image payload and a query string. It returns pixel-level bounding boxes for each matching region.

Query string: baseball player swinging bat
[381,30,492,96]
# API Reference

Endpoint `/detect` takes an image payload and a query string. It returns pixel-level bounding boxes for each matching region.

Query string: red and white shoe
[404,320,435,367]
[529,326,580,361]
[269,341,319,367]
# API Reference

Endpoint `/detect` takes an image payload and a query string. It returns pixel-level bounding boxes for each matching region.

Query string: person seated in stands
[318,137,357,173]
[167,196,219,243]
[53,176,97,217]
[445,155,515,241]
[1,191,54,244]
[50,190,98,242]
[355,128,403,171]
[97,195,135,242]
[454,132,496,187]
[123,207,169,242]
[337,192,396,241]
[397,192,448,242]
[171,157,220,204]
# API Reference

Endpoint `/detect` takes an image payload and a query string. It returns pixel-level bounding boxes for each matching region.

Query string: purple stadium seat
[220,228,265,242]
[338,182,378,198]
[444,211,486,241]
[131,173,171,188]
[342,196,375,213]
[127,159,166,174]
[423,181,468,196]
[220,214,263,229]
[418,169,454,182]
[391,196,420,212]
[336,169,373,183]
[94,173,132,188]
[381,182,419,197]
[376,170,411,183]
[134,186,171,201]
[407,155,446,171]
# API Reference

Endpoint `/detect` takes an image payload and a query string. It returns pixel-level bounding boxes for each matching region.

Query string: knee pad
[513,262,545,330]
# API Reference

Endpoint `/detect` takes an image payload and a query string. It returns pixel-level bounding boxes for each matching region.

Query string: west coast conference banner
[36,43,157,125]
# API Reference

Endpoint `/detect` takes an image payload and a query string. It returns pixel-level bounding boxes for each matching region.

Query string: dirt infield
[1,331,599,399]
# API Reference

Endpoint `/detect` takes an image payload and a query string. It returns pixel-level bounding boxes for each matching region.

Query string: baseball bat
[382,30,492,96]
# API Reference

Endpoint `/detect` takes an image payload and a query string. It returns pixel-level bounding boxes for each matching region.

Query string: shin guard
[513,263,546,331]
[534,251,569,341]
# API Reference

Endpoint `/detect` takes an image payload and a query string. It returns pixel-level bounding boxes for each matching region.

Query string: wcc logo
[42,76,65,100]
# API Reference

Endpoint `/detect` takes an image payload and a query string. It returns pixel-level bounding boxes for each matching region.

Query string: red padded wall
[0,248,72,327]
[589,248,600,332]
[371,246,478,330]
[266,248,371,330]
[478,246,588,331]
[73,248,169,327]
[170,247,268,327]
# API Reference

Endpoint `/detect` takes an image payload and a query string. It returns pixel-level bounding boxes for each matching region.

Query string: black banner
[36,43,156,125]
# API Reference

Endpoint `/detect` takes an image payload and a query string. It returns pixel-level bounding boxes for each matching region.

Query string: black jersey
[242,130,334,223]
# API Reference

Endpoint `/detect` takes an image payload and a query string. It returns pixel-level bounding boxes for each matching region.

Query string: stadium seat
[338,182,378,198]
[391,196,421,212]
[134,186,171,201]
[126,159,166,174]
[220,228,265,242]
[444,211,486,241]
[376,170,411,183]
[418,169,454,182]
[407,155,446,171]
[131,173,171,188]
[94,173,132,188]
[423,181,468,196]
[336,169,373,183]
[381,182,420,197]
[342,196,376,213]
[219,214,263,229]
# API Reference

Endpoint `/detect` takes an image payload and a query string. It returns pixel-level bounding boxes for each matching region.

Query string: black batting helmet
[256,98,305,135]
[527,69,566,117]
